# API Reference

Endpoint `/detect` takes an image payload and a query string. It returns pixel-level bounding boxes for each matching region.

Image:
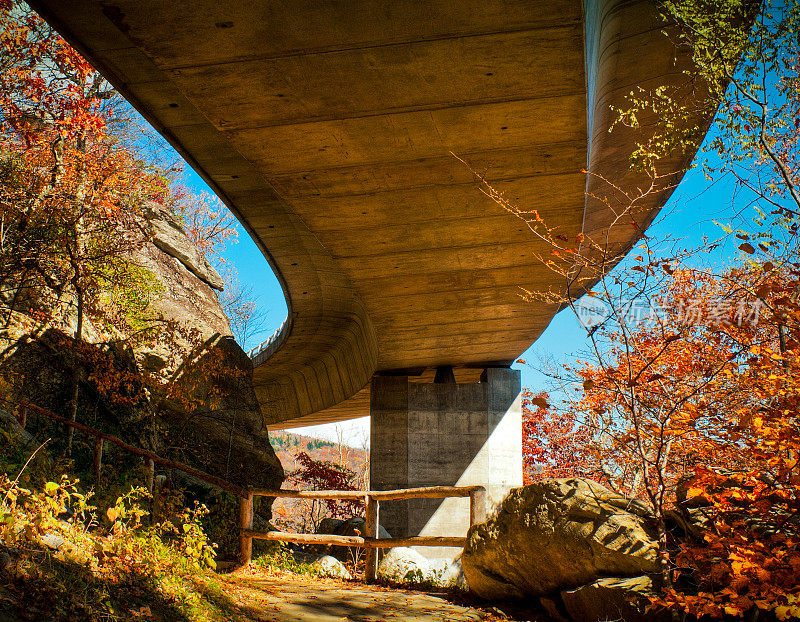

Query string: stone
[561,576,669,622]
[316,516,391,562]
[377,547,434,584]
[0,411,33,447]
[39,533,65,551]
[316,518,344,536]
[143,202,224,290]
[461,478,660,600]
[331,516,391,540]
[439,558,468,589]
[0,194,284,527]
[310,555,353,580]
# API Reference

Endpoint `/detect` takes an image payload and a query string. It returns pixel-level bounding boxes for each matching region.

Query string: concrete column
[370,368,522,564]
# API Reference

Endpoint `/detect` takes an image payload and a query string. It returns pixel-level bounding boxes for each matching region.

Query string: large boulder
[0,199,283,495]
[316,518,345,536]
[330,516,391,540]
[461,478,660,600]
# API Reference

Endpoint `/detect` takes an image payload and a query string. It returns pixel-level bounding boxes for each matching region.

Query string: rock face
[461,478,660,600]
[0,201,283,494]
[143,202,224,291]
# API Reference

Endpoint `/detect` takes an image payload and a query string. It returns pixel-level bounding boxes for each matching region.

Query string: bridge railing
[239,485,487,581]
[247,316,290,364]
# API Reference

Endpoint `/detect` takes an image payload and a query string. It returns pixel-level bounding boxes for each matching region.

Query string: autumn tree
[0,3,262,464]
[272,451,363,534]
[521,389,597,484]
[471,0,800,617]
[0,1,177,450]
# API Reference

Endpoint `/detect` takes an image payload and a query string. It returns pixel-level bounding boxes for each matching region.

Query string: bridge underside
[31,0,711,430]
[31,0,718,564]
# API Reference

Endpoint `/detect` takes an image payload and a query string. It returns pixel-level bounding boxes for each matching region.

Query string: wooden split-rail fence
[239,485,486,581]
[6,398,486,581]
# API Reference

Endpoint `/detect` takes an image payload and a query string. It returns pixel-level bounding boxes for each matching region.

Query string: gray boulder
[315,516,391,539]
[316,517,345,536]
[332,516,391,540]
[377,547,434,584]
[310,555,353,580]
[316,516,391,562]
[461,478,660,600]
[440,557,468,589]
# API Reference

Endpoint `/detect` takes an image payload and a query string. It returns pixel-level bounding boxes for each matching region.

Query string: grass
[1,534,247,621]
[252,546,323,577]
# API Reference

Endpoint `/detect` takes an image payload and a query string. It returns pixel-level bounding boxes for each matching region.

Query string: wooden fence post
[239,492,254,566]
[92,438,103,482]
[364,495,379,582]
[469,488,487,528]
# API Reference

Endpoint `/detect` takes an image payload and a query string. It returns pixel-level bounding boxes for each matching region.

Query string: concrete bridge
[32,0,711,557]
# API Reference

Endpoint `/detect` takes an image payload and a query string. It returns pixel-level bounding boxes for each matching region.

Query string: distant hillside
[269,431,336,452]
[269,431,368,489]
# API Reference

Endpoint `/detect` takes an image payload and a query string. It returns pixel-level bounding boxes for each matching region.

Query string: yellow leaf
[44,482,59,496]
[106,508,119,522]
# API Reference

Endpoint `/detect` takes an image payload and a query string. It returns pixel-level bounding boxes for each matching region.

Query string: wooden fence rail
[3,396,489,582]
[240,485,487,581]
[5,398,246,497]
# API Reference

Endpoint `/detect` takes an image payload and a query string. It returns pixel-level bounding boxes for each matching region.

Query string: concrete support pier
[370,368,522,563]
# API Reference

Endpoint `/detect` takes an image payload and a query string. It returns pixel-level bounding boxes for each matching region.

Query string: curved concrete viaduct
[30,0,712,431]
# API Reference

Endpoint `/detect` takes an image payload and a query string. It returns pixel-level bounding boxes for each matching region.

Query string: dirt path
[219,567,503,622]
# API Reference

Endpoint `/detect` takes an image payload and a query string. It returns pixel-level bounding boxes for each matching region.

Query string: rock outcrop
[143,202,225,291]
[0,202,283,494]
[461,478,660,600]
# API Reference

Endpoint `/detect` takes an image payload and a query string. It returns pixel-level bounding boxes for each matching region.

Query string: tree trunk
[65,286,83,455]
[66,134,87,456]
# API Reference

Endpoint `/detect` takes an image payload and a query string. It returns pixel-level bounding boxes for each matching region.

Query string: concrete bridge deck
[30,0,711,428]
